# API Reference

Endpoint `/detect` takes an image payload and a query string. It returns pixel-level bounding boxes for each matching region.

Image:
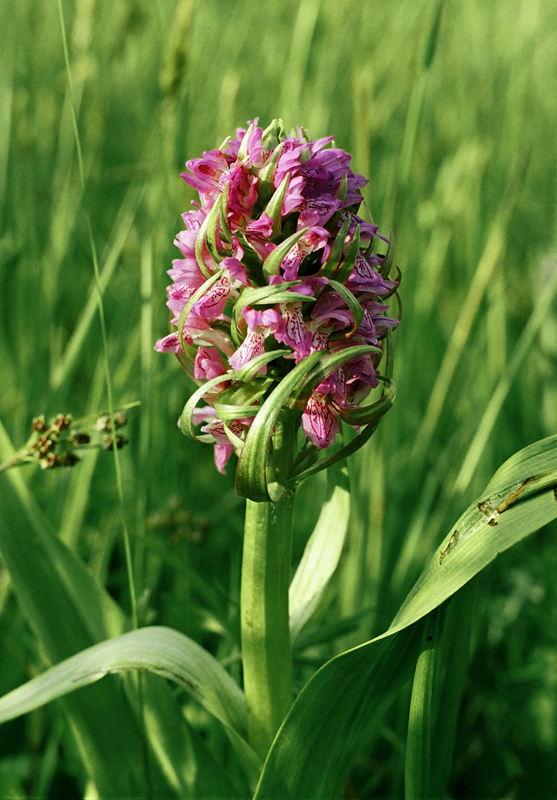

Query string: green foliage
[1,0,557,797]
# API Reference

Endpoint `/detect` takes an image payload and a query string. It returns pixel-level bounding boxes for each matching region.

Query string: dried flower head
[0,408,133,474]
[156,119,400,484]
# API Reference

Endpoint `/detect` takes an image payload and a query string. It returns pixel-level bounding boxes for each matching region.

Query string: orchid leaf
[389,437,557,636]
[0,626,247,737]
[254,621,425,800]
[254,435,557,799]
[405,611,438,800]
[289,461,350,640]
[0,625,262,790]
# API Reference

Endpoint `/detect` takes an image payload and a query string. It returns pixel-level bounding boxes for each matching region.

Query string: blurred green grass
[1,0,557,796]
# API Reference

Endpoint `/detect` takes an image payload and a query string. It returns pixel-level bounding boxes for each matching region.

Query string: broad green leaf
[289,461,350,640]
[0,474,167,795]
[389,436,557,637]
[254,436,557,799]
[140,673,247,799]
[0,420,126,644]
[0,422,228,797]
[0,623,261,794]
[254,622,425,799]
[0,626,247,737]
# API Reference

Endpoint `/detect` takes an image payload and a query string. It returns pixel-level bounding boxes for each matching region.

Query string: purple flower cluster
[156,120,399,473]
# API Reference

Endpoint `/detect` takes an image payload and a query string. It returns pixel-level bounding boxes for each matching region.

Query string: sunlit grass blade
[410,149,527,464]
[0,418,126,643]
[454,263,557,493]
[0,421,237,797]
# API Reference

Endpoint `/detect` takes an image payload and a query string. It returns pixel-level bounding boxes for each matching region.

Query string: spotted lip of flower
[156,118,400,472]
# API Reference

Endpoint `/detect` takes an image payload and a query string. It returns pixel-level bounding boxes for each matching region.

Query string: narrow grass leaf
[430,582,477,798]
[405,611,438,800]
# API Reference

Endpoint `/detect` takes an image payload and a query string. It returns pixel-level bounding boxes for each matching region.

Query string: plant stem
[240,418,295,760]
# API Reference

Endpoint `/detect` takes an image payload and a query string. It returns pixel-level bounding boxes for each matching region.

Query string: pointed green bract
[264,173,290,237]
[327,279,364,333]
[195,201,222,277]
[334,223,361,284]
[262,227,310,278]
[319,215,351,277]
[236,345,377,501]
[257,141,284,203]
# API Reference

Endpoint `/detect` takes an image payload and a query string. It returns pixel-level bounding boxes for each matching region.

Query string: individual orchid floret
[156,118,400,483]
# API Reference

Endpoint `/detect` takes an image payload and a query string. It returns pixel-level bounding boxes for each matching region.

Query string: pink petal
[302,393,339,448]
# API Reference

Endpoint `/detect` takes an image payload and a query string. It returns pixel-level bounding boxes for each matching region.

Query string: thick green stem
[240,419,295,760]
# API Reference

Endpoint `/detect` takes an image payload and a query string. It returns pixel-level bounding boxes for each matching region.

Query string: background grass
[1,0,557,797]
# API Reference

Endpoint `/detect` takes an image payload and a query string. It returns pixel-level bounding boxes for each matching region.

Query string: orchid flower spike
[156,119,400,493]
